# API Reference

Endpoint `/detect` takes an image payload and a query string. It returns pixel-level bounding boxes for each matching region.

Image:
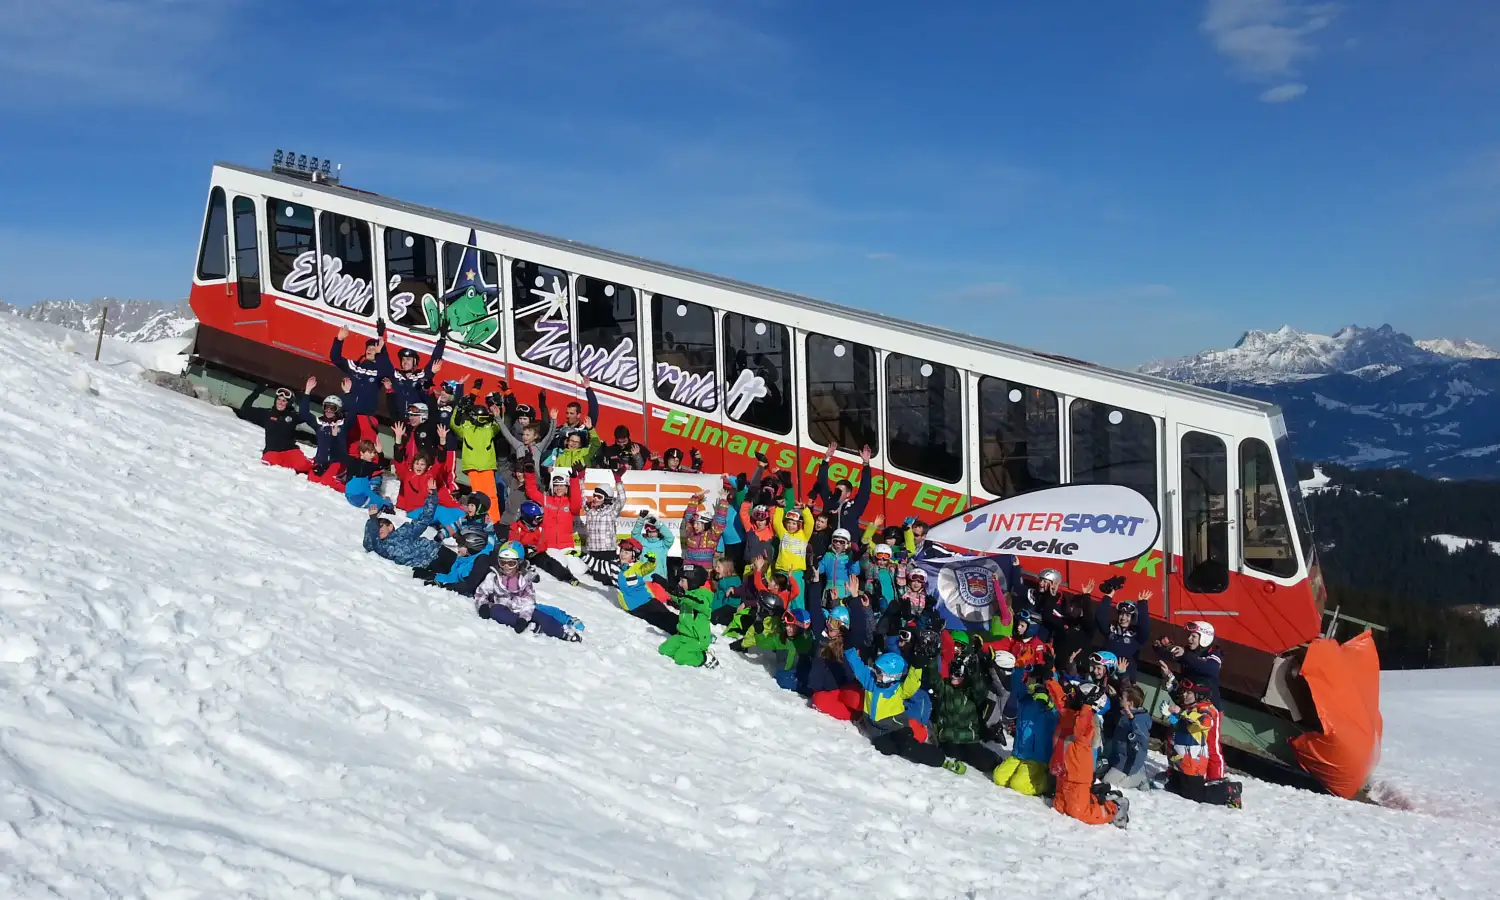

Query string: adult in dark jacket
[239,383,312,474]
[387,331,445,419]
[1095,583,1154,680]
[812,442,873,538]
[1158,620,1224,709]
[330,324,394,442]
[1046,586,1094,675]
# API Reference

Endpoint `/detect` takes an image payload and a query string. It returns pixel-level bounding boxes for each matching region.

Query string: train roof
[216,162,1281,418]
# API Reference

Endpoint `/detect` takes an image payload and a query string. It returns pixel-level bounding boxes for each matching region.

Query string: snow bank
[1,314,1499,898]
[1430,533,1500,555]
[1373,667,1500,824]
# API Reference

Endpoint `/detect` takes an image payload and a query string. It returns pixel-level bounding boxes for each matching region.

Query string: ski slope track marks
[0,316,1496,898]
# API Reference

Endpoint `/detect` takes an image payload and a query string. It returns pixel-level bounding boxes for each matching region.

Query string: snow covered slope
[1372,667,1500,824]
[2,316,1499,898]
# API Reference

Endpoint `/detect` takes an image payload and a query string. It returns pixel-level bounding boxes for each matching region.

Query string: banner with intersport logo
[927,484,1160,565]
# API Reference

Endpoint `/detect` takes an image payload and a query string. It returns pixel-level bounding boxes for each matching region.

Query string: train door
[573,273,647,456]
[643,293,726,472]
[1172,424,1237,619]
[227,194,267,344]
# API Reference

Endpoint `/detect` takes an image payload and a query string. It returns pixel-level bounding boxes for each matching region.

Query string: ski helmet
[407,401,429,421]
[440,379,462,396]
[1186,620,1216,647]
[681,565,710,592]
[274,386,294,402]
[1115,599,1137,617]
[549,470,569,486]
[1039,568,1063,587]
[750,504,770,522]
[873,652,908,686]
[992,649,1017,670]
[873,543,893,561]
[458,528,490,554]
[642,514,662,533]
[470,407,494,426]
[398,348,419,365]
[1174,677,1205,702]
[783,608,811,629]
[617,537,643,555]
[831,528,852,544]
[694,506,714,523]
[465,491,491,517]
[663,447,684,464]
[785,508,803,526]
[1072,680,1106,709]
[322,394,344,410]
[908,568,928,584]
[514,403,536,420]
[496,541,525,563]
[1089,650,1119,672]
[758,592,785,617]
[519,501,544,527]
[826,606,851,629]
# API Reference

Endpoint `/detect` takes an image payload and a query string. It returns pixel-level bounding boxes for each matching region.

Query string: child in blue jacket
[992,667,1061,796]
[1101,683,1152,790]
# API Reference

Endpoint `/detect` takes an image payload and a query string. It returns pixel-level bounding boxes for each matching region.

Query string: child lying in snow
[472,541,582,642]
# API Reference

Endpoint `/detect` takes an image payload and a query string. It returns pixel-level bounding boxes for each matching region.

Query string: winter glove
[512,617,531,634]
[476,603,493,620]
[729,640,747,653]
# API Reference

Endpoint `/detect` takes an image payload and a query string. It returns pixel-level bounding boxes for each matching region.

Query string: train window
[437,240,502,352]
[651,295,717,411]
[722,312,791,435]
[1181,431,1230,593]
[231,197,261,310]
[805,334,878,453]
[1275,432,1316,566]
[267,198,317,301]
[317,212,377,318]
[511,259,573,371]
[1241,438,1298,578]
[886,353,963,483]
[383,228,439,331]
[575,275,639,391]
[1068,399,1158,509]
[196,187,228,280]
[977,377,1059,497]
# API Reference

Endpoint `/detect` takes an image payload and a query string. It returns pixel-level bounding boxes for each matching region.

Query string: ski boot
[942,759,968,775]
[1109,792,1130,829]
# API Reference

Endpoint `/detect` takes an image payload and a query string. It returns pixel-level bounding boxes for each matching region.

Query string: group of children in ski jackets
[246,335,1249,828]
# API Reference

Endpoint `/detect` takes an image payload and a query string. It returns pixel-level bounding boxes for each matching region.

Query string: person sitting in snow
[731,606,814,692]
[842,650,967,774]
[579,477,627,586]
[343,440,392,511]
[522,465,590,585]
[1160,676,1243,808]
[1050,680,1129,829]
[363,485,450,579]
[613,539,681,633]
[431,526,496,596]
[709,557,745,627]
[658,565,717,668]
[239,382,312,475]
[304,385,349,487]
[392,444,464,528]
[1100,683,1152,791]
[1157,620,1225,779]
[632,509,676,587]
[473,540,583,641]
[992,665,1061,797]
[930,642,1003,776]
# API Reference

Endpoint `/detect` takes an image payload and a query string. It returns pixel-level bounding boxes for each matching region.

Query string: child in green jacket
[659,566,717,668]
[732,607,814,692]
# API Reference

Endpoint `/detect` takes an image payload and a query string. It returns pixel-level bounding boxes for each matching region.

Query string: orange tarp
[1291,632,1384,799]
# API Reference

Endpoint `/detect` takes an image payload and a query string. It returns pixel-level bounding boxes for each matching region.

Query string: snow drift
[1,316,1498,899]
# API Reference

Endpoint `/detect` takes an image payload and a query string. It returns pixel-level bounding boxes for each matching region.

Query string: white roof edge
[213,162,1280,418]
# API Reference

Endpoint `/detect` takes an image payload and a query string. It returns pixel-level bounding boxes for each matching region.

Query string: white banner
[927,484,1160,565]
[557,468,725,558]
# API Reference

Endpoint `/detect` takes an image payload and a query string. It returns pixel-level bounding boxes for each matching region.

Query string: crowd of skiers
[239,327,1246,830]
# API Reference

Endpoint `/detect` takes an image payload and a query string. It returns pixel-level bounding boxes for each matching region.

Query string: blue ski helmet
[519,500,544,526]
[874,652,908,686]
[1015,608,1040,631]
[826,606,851,629]
[784,608,811,629]
[1089,650,1119,672]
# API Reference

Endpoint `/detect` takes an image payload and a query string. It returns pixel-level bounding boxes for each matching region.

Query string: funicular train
[187,155,1381,796]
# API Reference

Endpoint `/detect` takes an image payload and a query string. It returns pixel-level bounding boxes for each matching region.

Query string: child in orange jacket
[1050,680,1129,829]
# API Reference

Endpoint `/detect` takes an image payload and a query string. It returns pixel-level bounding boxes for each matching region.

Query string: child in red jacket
[394,448,464,528]
[522,465,591,584]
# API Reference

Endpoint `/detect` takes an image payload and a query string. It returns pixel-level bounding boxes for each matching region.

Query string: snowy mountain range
[0,298,195,342]
[1141,324,1500,385]
[1142,325,1500,479]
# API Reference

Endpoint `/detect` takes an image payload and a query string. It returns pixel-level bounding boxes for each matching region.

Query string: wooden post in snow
[94,299,109,361]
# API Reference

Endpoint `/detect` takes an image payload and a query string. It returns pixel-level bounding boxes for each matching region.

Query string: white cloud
[1202,0,1338,92]
[1260,82,1309,103]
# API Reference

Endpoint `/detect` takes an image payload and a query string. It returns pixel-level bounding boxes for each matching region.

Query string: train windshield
[1274,432,1315,567]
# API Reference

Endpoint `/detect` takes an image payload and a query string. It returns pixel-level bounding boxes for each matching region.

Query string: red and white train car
[188,158,1378,793]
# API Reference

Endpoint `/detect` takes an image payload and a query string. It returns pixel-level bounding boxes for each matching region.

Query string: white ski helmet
[1186,620,1215,647]
[992,650,1017,670]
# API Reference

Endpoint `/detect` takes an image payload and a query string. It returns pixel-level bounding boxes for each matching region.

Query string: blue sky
[1,0,1497,368]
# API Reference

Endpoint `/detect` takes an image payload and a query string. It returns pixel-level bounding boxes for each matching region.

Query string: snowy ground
[1371,667,1500,824]
[1430,533,1500,555]
[2,315,1499,899]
